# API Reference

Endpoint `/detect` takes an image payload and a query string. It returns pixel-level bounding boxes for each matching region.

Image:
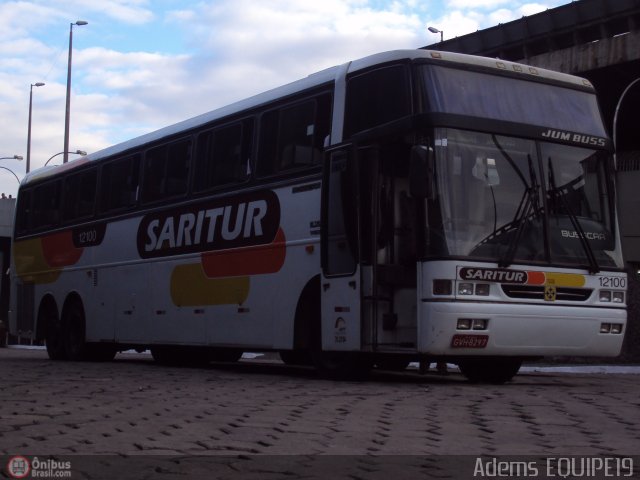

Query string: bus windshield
[429,128,623,269]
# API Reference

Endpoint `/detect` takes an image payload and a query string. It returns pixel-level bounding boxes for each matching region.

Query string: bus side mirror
[410,145,434,198]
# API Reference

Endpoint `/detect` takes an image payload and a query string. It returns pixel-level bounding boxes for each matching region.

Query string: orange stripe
[41,231,83,267]
[201,228,286,278]
[526,271,546,285]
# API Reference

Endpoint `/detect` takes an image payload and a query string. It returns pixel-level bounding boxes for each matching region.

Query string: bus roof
[24,49,595,185]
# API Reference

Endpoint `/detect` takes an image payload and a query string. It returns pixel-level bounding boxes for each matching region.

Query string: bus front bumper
[419,301,626,357]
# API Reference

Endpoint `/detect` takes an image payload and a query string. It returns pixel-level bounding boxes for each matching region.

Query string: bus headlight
[611,323,623,334]
[475,284,490,296]
[433,280,452,296]
[612,291,625,303]
[599,291,611,302]
[599,290,625,303]
[457,319,472,330]
[472,319,488,330]
[458,283,474,295]
[600,323,624,334]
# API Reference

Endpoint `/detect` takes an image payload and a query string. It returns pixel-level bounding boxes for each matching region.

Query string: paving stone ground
[0,347,638,478]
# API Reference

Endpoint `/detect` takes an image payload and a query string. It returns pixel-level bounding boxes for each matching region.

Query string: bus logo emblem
[544,285,557,302]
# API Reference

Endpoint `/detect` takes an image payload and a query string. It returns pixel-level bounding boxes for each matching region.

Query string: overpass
[425,0,640,267]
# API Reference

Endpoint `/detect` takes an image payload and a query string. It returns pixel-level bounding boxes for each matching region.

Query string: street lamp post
[45,150,87,167]
[27,82,45,174]
[0,156,23,185]
[0,167,21,184]
[428,26,444,42]
[63,20,88,164]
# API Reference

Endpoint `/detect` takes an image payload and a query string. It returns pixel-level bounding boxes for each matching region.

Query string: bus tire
[458,358,522,384]
[85,343,117,362]
[150,346,174,365]
[62,297,88,361]
[41,299,66,361]
[312,350,372,379]
[209,348,243,363]
[279,350,311,365]
[375,357,410,371]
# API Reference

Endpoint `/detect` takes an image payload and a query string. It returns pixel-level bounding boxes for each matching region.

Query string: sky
[0,0,573,196]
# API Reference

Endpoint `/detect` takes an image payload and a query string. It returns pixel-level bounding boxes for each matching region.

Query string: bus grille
[501,285,593,301]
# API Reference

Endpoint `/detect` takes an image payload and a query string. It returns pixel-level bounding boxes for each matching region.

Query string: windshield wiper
[547,157,600,274]
[499,154,540,268]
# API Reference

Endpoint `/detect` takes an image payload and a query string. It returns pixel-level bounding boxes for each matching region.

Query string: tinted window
[323,150,358,275]
[15,189,32,235]
[420,65,607,137]
[62,168,97,222]
[142,139,191,203]
[194,120,252,192]
[257,93,331,176]
[344,65,410,137]
[100,154,140,213]
[32,181,61,230]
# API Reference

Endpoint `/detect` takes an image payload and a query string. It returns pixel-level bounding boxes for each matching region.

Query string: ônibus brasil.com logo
[6,456,30,478]
[6,456,72,478]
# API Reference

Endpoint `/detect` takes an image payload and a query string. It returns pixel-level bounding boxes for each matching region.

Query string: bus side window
[194,119,252,192]
[62,168,97,222]
[257,93,331,177]
[142,138,191,204]
[344,64,410,138]
[99,154,140,213]
[32,181,61,230]
[15,189,32,235]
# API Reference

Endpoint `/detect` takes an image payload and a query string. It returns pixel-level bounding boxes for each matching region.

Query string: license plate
[451,334,489,348]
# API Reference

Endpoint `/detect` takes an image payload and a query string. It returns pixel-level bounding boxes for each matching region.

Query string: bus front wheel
[312,351,372,379]
[457,358,522,384]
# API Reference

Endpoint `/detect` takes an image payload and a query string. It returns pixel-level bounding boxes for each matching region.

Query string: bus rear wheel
[63,299,88,361]
[457,358,522,384]
[42,305,66,361]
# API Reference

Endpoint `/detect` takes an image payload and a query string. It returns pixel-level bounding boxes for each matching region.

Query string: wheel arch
[35,294,59,341]
[61,291,85,319]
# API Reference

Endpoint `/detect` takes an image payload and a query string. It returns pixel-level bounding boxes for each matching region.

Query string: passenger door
[320,148,362,352]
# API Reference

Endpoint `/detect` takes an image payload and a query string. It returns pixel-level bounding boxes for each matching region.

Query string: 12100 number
[78,229,97,245]
[599,276,626,289]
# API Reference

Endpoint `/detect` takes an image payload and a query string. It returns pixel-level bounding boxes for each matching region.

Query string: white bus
[9,50,626,383]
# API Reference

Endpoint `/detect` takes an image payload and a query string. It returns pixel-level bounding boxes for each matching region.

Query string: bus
[9,49,626,383]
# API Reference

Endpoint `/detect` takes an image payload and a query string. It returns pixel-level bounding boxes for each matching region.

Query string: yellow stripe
[13,238,61,284]
[170,263,250,306]
[544,272,585,287]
